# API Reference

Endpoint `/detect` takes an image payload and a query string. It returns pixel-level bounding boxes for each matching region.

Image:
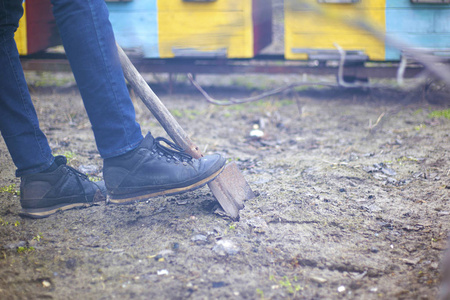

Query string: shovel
[116,44,255,220]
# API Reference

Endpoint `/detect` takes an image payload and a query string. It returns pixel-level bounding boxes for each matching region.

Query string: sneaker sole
[108,165,225,205]
[19,203,93,219]
[19,190,105,219]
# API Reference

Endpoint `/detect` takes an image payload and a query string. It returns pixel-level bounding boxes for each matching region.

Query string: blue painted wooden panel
[385,9,450,33]
[386,33,450,60]
[435,9,450,32]
[385,0,450,60]
[106,1,159,58]
[386,0,450,8]
[386,9,434,33]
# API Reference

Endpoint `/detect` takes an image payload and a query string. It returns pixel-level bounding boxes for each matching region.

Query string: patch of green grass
[278,276,303,295]
[0,184,20,196]
[429,109,450,120]
[17,246,35,253]
[61,151,75,160]
[276,99,295,107]
[33,233,44,242]
[88,176,102,182]
[270,275,303,296]
[256,288,265,299]
[170,109,183,118]
[0,219,22,227]
[397,156,418,163]
[28,72,74,87]
[414,124,426,131]
[55,151,76,164]
[225,99,294,113]
[169,108,201,120]
[413,108,423,115]
[231,77,265,90]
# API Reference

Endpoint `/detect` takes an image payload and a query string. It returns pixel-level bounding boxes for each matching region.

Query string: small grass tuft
[256,288,265,299]
[88,176,102,182]
[33,233,44,242]
[17,246,35,253]
[429,109,450,120]
[0,184,20,196]
[55,151,76,164]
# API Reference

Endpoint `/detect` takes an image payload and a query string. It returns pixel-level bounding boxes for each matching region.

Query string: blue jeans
[0,0,143,177]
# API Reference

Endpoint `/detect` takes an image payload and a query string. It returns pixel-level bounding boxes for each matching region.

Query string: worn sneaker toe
[104,133,226,204]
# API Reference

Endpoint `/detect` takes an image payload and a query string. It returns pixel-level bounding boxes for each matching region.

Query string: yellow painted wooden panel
[285,0,386,60]
[15,3,28,55]
[158,1,253,58]
[158,0,245,12]
[286,0,385,11]
[290,33,385,59]
[288,10,385,34]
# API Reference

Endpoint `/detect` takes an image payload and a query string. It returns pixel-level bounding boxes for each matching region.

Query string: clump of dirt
[0,74,449,299]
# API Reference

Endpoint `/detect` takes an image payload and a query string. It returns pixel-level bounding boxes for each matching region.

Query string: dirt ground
[0,70,449,300]
[2,1,450,298]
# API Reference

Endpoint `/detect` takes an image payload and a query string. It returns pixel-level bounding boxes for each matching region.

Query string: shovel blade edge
[208,162,255,220]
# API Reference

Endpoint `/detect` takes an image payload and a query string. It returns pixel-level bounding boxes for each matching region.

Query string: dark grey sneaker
[103,133,226,204]
[20,156,106,219]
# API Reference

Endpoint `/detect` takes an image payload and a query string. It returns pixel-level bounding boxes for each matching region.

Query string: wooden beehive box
[285,0,450,61]
[284,0,386,61]
[14,0,59,55]
[385,0,450,60]
[107,0,272,58]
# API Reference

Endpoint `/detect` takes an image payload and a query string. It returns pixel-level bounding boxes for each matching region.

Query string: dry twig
[187,73,337,106]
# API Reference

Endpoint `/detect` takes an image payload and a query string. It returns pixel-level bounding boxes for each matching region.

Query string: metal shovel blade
[117,44,255,220]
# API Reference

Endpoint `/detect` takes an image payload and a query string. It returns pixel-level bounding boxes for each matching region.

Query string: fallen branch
[187,73,337,106]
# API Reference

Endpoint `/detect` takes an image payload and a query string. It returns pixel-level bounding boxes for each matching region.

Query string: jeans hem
[100,137,143,159]
[16,156,55,177]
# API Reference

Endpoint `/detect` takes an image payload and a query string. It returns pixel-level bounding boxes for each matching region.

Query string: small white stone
[338,286,346,293]
[157,269,169,276]
[249,129,264,138]
[42,280,51,288]
[212,239,239,256]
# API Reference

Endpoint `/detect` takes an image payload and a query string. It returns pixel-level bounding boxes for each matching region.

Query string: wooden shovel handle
[117,44,203,159]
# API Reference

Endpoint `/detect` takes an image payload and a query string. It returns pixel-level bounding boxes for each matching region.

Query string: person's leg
[0,0,54,176]
[50,0,143,158]
[50,0,226,204]
[0,0,107,218]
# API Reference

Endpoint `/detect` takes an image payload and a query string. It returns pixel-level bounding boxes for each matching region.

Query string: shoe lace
[65,165,90,202]
[66,165,89,181]
[153,137,193,163]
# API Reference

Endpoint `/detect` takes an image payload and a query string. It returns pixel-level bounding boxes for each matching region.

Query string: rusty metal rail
[20,53,425,80]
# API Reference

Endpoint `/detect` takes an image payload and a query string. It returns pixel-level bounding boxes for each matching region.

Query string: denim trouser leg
[0,0,55,176]
[51,0,143,158]
[0,0,143,176]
